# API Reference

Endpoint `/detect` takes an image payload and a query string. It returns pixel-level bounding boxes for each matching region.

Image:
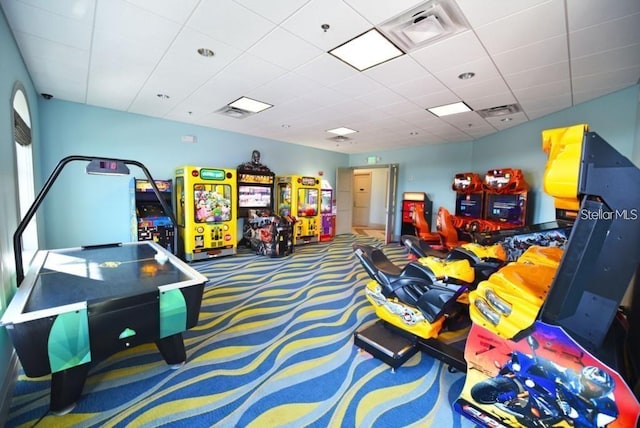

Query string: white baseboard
[0,351,18,427]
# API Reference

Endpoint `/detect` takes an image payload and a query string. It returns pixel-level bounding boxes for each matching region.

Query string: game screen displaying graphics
[194,184,232,223]
[238,185,272,208]
[297,187,318,217]
[485,193,526,224]
[456,192,483,219]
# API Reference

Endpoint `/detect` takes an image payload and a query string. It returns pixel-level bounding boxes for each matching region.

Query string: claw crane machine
[276,175,321,245]
[175,166,237,261]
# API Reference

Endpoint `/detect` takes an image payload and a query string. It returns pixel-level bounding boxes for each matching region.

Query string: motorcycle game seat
[353,244,466,322]
[401,235,448,259]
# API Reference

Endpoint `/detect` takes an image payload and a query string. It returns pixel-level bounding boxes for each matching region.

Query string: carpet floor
[6,234,473,428]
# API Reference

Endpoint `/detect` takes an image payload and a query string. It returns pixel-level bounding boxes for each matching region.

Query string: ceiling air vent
[217,106,254,119]
[378,0,469,52]
[328,135,352,143]
[476,104,522,118]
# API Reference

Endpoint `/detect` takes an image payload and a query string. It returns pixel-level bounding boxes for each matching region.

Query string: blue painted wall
[37,100,348,248]
[352,85,640,230]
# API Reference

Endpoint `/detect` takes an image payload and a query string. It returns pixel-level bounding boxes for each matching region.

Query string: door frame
[336,164,398,244]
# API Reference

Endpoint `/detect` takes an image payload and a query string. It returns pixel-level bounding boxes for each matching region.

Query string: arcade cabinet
[174,166,237,261]
[276,175,321,245]
[236,151,276,219]
[130,178,174,250]
[482,168,529,231]
[451,172,485,233]
[400,192,433,236]
[320,182,336,242]
[455,124,640,427]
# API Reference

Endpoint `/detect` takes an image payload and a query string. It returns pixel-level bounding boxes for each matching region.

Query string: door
[335,167,353,235]
[352,172,371,227]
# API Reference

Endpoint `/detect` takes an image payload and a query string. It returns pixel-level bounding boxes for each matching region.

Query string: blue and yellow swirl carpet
[7,235,473,427]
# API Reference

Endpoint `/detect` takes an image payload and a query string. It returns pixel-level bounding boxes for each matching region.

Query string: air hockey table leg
[49,362,91,415]
[155,333,186,368]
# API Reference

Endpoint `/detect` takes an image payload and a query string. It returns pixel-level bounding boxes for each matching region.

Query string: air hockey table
[1,240,208,414]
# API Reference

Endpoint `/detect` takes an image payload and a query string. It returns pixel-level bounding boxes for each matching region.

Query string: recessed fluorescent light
[329,28,404,71]
[228,96,273,113]
[327,127,357,136]
[427,101,471,117]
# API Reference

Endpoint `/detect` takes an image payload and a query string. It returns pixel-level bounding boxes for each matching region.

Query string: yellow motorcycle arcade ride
[352,240,507,342]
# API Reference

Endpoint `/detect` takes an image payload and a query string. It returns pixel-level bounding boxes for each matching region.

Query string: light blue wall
[349,141,474,230]
[352,85,640,231]
[0,6,40,419]
[38,100,349,248]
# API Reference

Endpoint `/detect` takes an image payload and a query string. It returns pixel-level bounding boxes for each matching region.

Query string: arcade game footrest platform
[354,320,418,369]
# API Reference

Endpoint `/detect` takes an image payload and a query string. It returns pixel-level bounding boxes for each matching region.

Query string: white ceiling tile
[456,0,553,28]
[364,55,428,86]
[247,27,323,71]
[122,0,199,24]
[375,100,423,117]
[503,62,569,90]
[566,0,640,31]
[571,43,640,78]
[1,0,94,49]
[294,54,358,86]
[492,35,568,75]
[328,74,386,98]
[474,0,566,56]
[281,0,372,51]
[217,54,287,88]
[233,0,311,24]
[355,87,406,107]
[572,67,640,98]
[513,80,571,103]
[187,0,275,51]
[411,90,461,109]
[410,30,488,73]
[299,86,345,107]
[569,13,640,58]
[388,75,449,101]
[450,78,512,101]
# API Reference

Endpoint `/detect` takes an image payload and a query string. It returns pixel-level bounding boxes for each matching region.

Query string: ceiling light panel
[427,101,471,117]
[229,96,273,113]
[327,127,358,136]
[329,29,404,71]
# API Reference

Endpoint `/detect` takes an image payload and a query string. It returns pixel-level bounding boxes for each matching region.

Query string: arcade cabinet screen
[297,188,318,217]
[137,202,167,218]
[194,184,232,223]
[456,193,483,218]
[485,193,524,224]
[238,185,272,208]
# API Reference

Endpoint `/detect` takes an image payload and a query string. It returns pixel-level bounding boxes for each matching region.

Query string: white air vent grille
[328,135,352,143]
[217,106,253,119]
[378,0,469,52]
[476,104,522,118]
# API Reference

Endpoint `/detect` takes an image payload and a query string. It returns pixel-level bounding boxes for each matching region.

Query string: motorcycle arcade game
[237,151,294,257]
[455,125,640,428]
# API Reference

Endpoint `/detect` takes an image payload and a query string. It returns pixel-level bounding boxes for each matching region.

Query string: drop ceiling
[1,0,639,154]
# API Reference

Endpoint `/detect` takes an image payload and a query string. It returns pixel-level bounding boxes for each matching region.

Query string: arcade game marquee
[1,156,208,414]
[455,125,640,427]
[276,175,321,245]
[174,166,237,261]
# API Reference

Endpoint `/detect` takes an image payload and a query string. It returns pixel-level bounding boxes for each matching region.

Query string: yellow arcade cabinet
[276,175,321,245]
[175,166,237,261]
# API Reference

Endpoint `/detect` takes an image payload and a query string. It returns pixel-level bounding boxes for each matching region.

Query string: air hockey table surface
[1,240,208,413]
